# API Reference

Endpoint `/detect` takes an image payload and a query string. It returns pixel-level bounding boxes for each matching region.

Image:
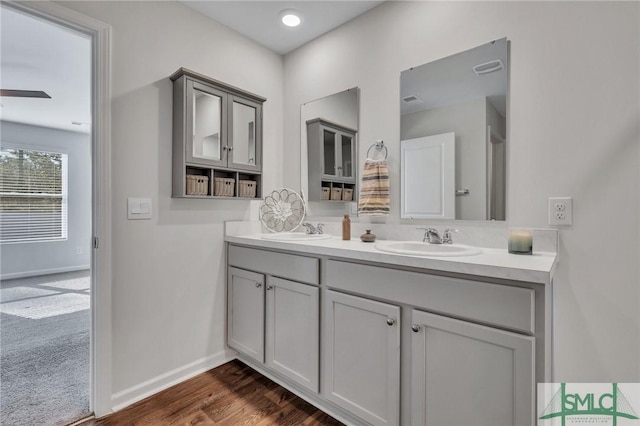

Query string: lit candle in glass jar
[508,228,533,255]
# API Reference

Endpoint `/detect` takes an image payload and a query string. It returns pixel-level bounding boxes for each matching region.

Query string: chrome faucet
[302,223,325,234]
[442,228,459,244]
[419,228,442,244]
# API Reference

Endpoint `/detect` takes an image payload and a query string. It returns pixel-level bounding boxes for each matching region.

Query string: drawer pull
[255,282,262,288]
[386,318,396,326]
[411,324,421,333]
[266,285,273,291]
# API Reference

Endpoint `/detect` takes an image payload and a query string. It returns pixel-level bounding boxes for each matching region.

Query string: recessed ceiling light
[280,9,302,27]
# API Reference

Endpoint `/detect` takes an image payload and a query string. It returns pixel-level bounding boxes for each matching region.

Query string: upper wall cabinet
[306,118,357,202]
[171,68,265,198]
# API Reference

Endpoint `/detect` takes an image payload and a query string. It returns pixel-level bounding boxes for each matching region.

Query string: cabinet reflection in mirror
[300,88,359,217]
[401,38,508,221]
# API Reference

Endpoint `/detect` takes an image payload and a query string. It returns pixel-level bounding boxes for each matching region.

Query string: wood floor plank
[83,360,343,426]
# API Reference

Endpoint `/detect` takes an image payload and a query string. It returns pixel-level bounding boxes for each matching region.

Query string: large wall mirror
[400,38,508,221]
[300,88,359,217]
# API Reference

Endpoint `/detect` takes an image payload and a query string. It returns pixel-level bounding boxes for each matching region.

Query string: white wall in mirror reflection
[400,38,507,221]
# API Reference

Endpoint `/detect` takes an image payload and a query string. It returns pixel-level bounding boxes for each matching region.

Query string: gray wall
[283,1,640,382]
[54,0,640,409]
[0,121,91,279]
[61,0,283,401]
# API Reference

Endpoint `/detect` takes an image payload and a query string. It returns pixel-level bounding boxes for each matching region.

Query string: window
[0,147,68,243]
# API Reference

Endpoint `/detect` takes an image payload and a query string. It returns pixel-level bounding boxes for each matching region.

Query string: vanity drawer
[228,245,319,285]
[325,260,535,334]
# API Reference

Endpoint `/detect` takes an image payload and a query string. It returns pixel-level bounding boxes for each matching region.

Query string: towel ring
[367,140,388,160]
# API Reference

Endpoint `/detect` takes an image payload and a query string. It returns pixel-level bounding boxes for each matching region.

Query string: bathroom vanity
[225,233,555,426]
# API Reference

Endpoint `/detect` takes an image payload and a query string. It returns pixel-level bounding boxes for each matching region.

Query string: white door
[410,309,535,426]
[322,290,400,426]
[401,133,455,219]
[265,277,319,392]
[227,267,265,363]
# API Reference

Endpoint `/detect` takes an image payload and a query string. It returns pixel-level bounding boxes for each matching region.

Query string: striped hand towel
[358,158,390,215]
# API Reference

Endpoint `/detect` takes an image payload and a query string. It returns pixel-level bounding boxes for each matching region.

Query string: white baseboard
[0,265,90,280]
[110,349,236,412]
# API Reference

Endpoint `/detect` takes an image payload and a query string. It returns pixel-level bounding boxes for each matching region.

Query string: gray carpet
[1,272,90,426]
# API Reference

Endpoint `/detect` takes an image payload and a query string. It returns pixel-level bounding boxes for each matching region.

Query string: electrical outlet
[548,197,572,225]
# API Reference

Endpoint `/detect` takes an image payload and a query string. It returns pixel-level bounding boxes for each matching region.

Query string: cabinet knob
[266,285,273,291]
[255,282,262,288]
[386,318,396,326]
[228,146,233,151]
[411,324,421,333]
[223,146,228,151]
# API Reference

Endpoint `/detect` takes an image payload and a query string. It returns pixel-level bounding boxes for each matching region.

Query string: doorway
[0,3,109,424]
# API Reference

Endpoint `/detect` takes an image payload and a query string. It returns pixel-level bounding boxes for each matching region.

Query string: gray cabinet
[307,118,357,201]
[226,244,550,426]
[265,277,319,392]
[227,247,320,393]
[227,267,265,363]
[322,290,400,426]
[171,68,265,198]
[410,309,534,426]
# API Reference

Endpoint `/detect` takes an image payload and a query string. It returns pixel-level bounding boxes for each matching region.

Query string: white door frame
[4,1,113,417]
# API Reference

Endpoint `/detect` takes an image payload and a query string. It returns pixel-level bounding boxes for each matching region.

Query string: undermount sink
[374,241,482,257]
[261,232,332,241]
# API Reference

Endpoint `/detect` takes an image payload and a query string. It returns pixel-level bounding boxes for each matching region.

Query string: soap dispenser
[342,214,351,240]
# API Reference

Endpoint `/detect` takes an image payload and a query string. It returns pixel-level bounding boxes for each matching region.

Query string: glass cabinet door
[340,133,354,180]
[186,81,227,166]
[229,96,262,170]
[228,96,262,172]
[322,128,337,178]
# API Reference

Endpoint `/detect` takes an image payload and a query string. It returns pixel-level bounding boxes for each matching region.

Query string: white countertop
[225,234,557,285]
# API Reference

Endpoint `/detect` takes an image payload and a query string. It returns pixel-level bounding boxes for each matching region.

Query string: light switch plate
[128,197,152,220]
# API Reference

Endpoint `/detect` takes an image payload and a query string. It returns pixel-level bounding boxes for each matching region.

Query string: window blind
[0,148,68,243]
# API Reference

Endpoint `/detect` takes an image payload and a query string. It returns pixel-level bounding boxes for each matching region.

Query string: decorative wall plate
[259,188,306,233]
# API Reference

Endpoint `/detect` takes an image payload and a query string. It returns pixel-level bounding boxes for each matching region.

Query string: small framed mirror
[300,88,359,216]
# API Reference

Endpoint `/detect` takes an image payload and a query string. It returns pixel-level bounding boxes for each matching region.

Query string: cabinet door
[227,267,265,363]
[411,309,534,426]
[265,277,319,392]
[228,95,262,172]
[186,80,228,167]
[323,290,400,426]
[321,127,338,179]
[338,131,356,182]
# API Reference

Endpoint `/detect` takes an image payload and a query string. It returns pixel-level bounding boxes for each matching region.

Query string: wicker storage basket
[330,188,343,201]
[342,188,354,201]
[321,187,330,200]
[238,180,257,198]
[186,175,209,196]
[214,177,235,197]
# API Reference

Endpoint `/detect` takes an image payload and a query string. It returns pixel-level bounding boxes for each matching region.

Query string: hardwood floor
[83,360,343,425]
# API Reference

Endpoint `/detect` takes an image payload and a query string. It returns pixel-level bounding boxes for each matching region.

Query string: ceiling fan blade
[0,89,51,98]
